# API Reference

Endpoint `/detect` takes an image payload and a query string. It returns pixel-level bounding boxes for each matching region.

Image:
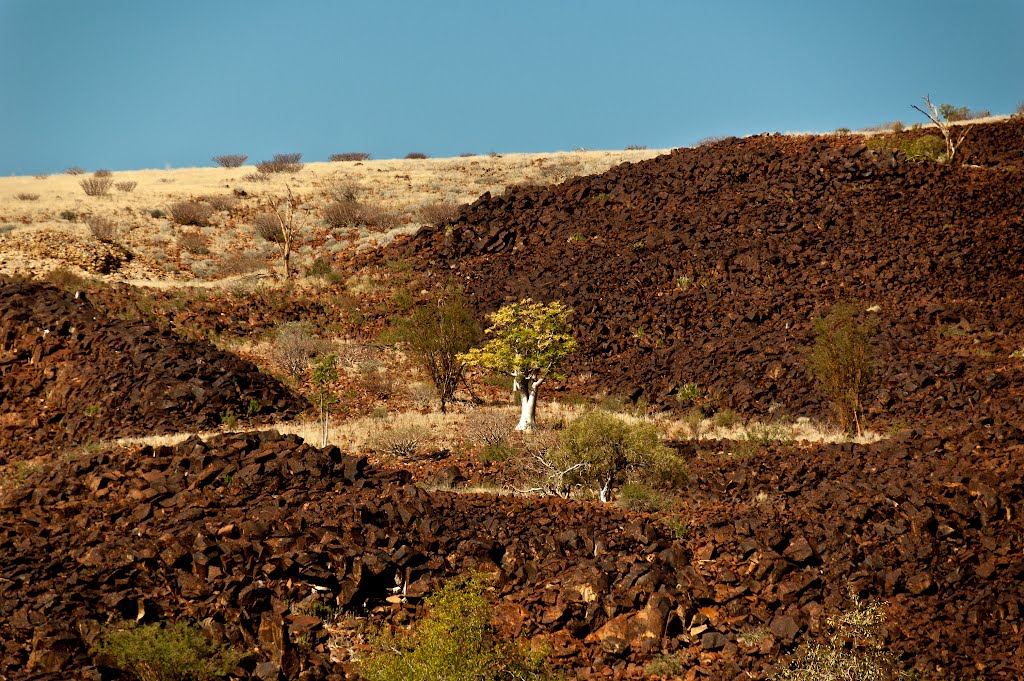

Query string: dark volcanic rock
[390,118,1024,427]
[0,277,307,462]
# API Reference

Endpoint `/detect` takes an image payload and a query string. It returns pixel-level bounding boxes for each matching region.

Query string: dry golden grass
[0,149,664,283]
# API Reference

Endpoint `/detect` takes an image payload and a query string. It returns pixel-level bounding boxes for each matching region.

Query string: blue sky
[0,0,1020,175]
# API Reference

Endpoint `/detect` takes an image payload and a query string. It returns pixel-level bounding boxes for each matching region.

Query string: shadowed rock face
[402,118,1024,426]
[0,277,307,462]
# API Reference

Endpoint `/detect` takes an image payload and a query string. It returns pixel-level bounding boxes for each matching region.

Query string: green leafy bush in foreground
[359,573,561,681]
[774,591,919,681]
[93,620,240,681]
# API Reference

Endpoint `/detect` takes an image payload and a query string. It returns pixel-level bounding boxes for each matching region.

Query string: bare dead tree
[912,95,972,163]
[261,184,301,279]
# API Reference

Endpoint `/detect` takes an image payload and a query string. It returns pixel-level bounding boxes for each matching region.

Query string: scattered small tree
[312,353,338,448]
[460,299,577,431]
[809,301,879,436]
[912,95,972,163]
[397,288,480,413]
[212,154,248,168]
[548,410,688,502]
[257,184,302,278]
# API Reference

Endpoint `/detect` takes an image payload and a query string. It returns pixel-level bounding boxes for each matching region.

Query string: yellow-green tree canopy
[459,299,577,381]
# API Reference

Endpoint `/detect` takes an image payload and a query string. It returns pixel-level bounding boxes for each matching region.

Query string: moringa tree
[460,299,576,431]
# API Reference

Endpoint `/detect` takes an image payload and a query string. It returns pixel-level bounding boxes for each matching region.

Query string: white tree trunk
[515,377,541,431]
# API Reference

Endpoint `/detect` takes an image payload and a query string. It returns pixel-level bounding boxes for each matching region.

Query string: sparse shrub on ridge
[92,620,240,681]
[809,301,878,436]
[93,169,112,178]
[169,200,214,227]
[405,152,429,160]
[212,154,248,168]
[64,166,85,175]
[256,153,303,173]
[80,176,113,196]
[329,152,371,162]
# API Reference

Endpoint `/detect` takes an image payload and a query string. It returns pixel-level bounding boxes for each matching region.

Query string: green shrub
[904,135,946,161]
[773,592,906,681]
[809,301,878,436]
[551,410,687,502]
[617,481,668,512]
[480,442,516,464]
[866,134,945,162]
[712,408,739,429]
[646,652,687,677]
[359,573,560,681]
[308,257,341,282]
[938,103,969,122]
[92,621,240,681]
[674,382,702,403]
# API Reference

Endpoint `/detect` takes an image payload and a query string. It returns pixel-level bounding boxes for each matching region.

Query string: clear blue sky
[0,0,1020,175]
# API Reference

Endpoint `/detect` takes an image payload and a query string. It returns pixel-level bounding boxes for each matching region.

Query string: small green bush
[551,410,688,502]
[617,481,668,512]
[359,573,559,681]
[92,621,240,681]
[865,134,945,162]
[938,103,969,122]
[712,408,739,429]
[809,301,878,436]
[772,592,907,681]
